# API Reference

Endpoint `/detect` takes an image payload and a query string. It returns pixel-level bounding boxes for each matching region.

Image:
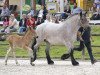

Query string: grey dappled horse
[31,12,87,66]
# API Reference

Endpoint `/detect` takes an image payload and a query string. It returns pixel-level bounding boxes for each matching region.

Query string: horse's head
[79,11,89,28]
[28,27,37,37]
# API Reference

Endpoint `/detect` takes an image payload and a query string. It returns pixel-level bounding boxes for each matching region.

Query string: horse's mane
[65,14,79,20]
[62,14,79,25]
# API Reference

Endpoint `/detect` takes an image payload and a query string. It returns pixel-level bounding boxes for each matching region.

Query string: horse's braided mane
[65,14,78,20]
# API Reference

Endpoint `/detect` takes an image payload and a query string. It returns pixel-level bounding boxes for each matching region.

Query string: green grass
[0,26,100,60]
[91,25,100,34]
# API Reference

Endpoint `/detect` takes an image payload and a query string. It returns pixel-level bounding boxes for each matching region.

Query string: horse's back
[7,35,22,43]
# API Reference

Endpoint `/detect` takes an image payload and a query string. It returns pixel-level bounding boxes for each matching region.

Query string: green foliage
[22,4,31,11]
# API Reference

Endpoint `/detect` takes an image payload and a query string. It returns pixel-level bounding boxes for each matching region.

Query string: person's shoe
[91,59,97,64]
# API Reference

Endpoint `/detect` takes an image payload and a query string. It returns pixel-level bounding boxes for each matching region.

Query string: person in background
[94,0,100,13]
[1,5,10,20]
[5,14,18,33]
[0,16,9,33]
[90,0,100,20]
[18,14,27,33]
[38,5,44,19]
[26,14,35,29]
[38,5,48,20]
[64,3,71,14]
[28,8,34,17]
[43,6,48,20]
[71,3,82,14]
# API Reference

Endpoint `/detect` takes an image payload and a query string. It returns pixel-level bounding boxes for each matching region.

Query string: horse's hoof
[5,62,7,65]
[61,54,70,60]
[5,63,7,65]
[31,58,34,62]
[16,63,20,66]
[30,62,35,66]
[72,61,79,66]
[48,60,54,65]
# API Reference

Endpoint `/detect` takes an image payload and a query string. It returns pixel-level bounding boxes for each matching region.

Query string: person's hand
[80,38,84,42]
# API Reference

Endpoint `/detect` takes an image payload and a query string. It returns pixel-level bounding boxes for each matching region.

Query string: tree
[32,0,36,14]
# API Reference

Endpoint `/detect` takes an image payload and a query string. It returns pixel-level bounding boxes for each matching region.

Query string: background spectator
[1,5,10,20]
[18,14,27,33]
[64,3,71,14]
[94,0,100,13]
[71,3,82,14]
[0,16,9,33]
[26,14,35,29]
[28,8,35,17]
[90,0,100,20]
[43,6,48,20]
[5,14,18,33]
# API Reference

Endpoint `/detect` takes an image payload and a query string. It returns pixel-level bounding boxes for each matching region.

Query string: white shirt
[72,7,82,14]
[94,0,100,3]
[38,9,43,18]
[10,19,18,28]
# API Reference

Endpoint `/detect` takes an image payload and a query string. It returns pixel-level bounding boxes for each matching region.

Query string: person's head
[10,14,15,20]
[93,3,96,8]
[27,14,32,19]
[41,5,44,9]
[3,5,7,9]
[22,14,26,19]
[4,16,9,21]
[73,3,77,8]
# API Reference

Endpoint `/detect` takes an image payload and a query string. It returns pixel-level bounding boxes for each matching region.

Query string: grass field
[0,25,100,60]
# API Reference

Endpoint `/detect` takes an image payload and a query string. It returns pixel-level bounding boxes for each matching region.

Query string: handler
[61,25,97,64]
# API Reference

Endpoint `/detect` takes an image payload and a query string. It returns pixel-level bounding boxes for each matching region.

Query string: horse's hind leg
[12,50,19,65]
[5,47,12,65]
[45,40,54,65]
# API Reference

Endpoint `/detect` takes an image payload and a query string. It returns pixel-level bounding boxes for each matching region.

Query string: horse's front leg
[70,49,79,66]
[5,47,12,65]
[12,49,19,65]
[62,41,79,66]
[45,40,54,65]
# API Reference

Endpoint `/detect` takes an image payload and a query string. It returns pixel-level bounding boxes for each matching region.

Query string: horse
[31,12,86,66]
[5,27,37,66]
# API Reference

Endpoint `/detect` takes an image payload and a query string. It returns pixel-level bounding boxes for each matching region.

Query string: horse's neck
[64,17,78,27]
[63,15,80,32]
[22,30,33,43]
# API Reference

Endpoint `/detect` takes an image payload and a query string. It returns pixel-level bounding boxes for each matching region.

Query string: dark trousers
[73,41,94,62]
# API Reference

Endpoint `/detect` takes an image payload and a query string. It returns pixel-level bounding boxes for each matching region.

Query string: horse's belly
[47,37,64,45]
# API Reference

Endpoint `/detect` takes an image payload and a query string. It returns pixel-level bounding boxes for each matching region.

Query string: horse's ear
[29,27,31,30]
[28,26,33,31]
[80,11,82,18]
[85,11,87,16]
[85,12,87,14]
